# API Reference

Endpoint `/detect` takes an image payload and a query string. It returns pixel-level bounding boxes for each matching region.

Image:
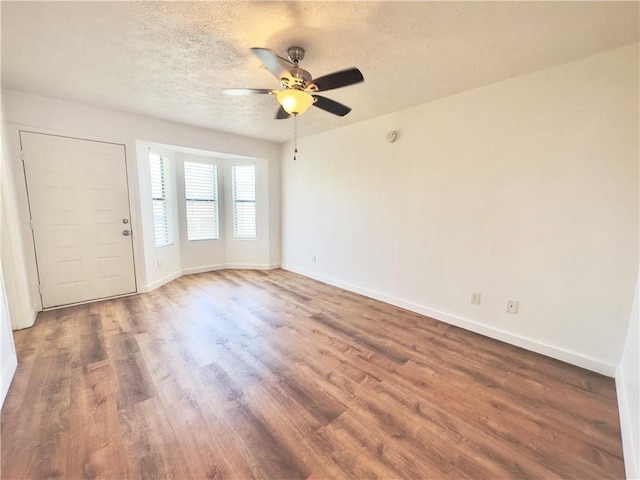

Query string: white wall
[2,90,282,326]
[282,44,639,375]
[0,96,18,404]
[0,263,17,406]
[1,94,36,330]
[618,277,639,479]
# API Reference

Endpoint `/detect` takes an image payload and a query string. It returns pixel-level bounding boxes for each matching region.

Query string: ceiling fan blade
[312,68,364,92]
[312,95,352,116]
[223,88,275,96]
[275,106,290,119]
[251,48,293,80]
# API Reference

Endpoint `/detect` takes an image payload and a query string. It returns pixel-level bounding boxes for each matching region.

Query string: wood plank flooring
[1,269,625,479]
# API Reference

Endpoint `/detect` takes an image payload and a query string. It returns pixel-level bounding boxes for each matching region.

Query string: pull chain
[294,114,298,161]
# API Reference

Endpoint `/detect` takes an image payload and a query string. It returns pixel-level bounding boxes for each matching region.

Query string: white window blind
[149,152,172,248]
[232,164,256,239]
[184,161,219,241]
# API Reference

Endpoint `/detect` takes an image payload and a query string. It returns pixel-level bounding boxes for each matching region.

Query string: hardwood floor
[1,269,624,479]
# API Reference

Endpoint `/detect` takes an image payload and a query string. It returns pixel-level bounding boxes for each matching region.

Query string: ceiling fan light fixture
[224,47,363,120]
[277,89,314,115]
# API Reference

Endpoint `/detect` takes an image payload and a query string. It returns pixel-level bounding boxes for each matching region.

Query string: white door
[21,132,137,308]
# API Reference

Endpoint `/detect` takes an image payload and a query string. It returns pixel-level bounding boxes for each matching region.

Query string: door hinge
[20,151,25,162]
[37,284,42,294]
[29,219,34,230]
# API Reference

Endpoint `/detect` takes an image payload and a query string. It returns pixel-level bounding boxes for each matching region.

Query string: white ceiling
[2,1,638,144]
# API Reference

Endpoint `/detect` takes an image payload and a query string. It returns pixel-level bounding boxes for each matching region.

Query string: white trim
[617,365,639,480]
[182,263,279,276]
[140,264,281,291]
[1,353,17,407]
[181,264,226,276]
[222,263,280,270]
[25,264,282,306]
[282,264,617,377]
[138,271,182,293]
[10,306,39,331]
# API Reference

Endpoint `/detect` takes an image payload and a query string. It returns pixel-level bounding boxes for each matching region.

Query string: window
[149,152,172,248]
[232,164,256,239]
[184,161,219,241]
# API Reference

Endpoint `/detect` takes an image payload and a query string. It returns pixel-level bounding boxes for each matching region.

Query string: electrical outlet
[157,259,162,268]
[470,292,481,305]
[507,300,519,314]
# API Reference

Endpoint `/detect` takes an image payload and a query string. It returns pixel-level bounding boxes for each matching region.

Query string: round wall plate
[386,130,398,143]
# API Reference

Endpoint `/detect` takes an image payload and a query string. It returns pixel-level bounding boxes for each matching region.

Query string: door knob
[123,230,131,236]
[122,218,129,224]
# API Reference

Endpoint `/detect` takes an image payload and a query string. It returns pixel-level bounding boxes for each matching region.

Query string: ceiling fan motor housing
[281,67,312,89]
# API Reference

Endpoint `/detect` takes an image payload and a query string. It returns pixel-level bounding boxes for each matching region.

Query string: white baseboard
[616,365,639,480]
[223,263,281,270]
[138,271,182,293]
[181,264,226,276]
[1,351,17,408]
[141,264,281,292]
[10,302,40,331]
[281,264,616,377]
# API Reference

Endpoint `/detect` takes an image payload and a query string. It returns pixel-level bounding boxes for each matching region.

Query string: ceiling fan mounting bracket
[287,46,305,64]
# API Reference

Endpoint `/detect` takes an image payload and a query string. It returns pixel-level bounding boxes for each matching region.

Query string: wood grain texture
[1,269,625,479]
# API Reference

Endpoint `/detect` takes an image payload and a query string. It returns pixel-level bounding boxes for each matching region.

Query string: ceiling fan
[223,46,364,119]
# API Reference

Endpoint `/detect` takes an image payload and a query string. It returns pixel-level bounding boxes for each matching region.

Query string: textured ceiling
[2,1,638,144]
